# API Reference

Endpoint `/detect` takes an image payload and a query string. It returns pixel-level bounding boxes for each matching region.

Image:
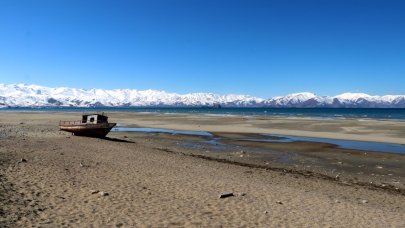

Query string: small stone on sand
[99,191,109,196]
[219,192,234,198]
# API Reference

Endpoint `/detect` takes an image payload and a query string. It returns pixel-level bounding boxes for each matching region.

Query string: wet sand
[110,112,405,144]
[1,112,405,227]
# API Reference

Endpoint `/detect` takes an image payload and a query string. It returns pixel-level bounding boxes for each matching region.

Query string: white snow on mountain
[263,92,405,108]
[265,92,318,106]
[0,83,263,107]
[0,83,404,108]
[334,93,372,101]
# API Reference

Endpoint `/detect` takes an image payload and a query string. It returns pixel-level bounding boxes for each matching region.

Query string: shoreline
[113,127,405,155]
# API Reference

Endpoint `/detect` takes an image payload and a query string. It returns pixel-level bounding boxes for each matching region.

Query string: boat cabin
[82,114,109,124]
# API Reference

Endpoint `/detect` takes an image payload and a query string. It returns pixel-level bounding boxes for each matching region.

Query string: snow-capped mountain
[0,83,263,107]
[263,92,405,108]
[0,83,404,108]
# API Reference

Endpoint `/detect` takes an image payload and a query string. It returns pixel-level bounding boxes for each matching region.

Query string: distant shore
[1,111,404,227]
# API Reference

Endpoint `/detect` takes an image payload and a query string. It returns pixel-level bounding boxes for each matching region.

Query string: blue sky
[0,0,404,98]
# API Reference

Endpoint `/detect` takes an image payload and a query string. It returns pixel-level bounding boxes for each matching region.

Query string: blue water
[2,107,405,120]
[112,127,213,137]
[246,134,405,155]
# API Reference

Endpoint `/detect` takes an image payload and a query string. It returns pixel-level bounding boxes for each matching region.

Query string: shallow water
[112,127,213,137]
[113,127,405,154]
[259,134,405,154]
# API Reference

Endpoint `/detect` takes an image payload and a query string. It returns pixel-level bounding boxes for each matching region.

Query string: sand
[0,112,404,227]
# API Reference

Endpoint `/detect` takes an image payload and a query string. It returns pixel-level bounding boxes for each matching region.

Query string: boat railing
[59,120,83,126]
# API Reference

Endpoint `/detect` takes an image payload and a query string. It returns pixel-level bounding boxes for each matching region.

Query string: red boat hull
[59,123,116,138]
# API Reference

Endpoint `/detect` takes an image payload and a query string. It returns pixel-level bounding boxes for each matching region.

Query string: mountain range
[1,83,404,108]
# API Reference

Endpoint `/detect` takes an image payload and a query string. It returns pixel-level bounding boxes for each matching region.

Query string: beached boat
[59,113,116,138]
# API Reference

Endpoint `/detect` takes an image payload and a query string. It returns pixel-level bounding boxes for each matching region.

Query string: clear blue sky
[0,0,404,98]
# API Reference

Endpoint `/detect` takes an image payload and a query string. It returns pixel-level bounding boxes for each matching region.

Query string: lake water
[2,107,405,120]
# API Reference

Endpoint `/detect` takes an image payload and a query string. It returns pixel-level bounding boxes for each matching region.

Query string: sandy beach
[1,112,404,227]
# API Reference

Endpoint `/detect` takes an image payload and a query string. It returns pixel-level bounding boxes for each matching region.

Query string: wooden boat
[59,113,116,138]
